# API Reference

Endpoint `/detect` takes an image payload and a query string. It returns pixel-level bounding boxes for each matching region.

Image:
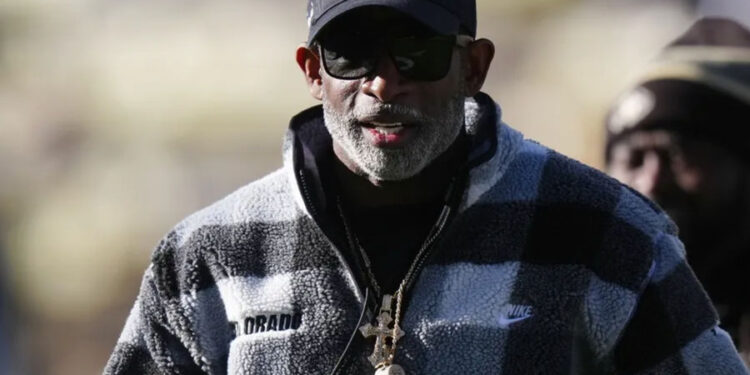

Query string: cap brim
[308,0,461,43]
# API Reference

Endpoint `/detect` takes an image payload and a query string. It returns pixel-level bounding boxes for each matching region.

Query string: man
[106,2,747,374]
[605,17,750,364]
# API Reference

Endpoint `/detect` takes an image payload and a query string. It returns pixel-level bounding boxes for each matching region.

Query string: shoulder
[535,147,674,237]
[507,140,674,236]
[496,141,678,290]
[169,167,302,248]
[144,167,303,290]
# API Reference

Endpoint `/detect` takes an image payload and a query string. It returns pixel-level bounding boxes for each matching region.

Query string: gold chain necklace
[337,195,454,375]
[359,293,406,374]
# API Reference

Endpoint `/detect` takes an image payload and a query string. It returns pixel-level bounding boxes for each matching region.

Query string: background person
[605,17,750,364]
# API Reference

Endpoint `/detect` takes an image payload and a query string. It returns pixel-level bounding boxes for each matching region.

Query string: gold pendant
[375,364,406,375]
[360,295,405,368]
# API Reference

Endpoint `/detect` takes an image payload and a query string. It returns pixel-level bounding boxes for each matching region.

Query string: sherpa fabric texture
[105,92,748,375]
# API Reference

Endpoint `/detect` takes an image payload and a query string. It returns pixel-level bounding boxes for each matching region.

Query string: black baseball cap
[306,0,477,43]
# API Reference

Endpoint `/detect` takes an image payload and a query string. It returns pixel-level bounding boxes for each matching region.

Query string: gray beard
[322,92,466,181]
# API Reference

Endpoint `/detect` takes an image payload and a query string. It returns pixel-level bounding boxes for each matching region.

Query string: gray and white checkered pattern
[105,93,748,374]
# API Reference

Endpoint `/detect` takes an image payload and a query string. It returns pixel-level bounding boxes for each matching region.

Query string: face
[315,10,469,181]
[321,60,466,181]
[607,130,747,250]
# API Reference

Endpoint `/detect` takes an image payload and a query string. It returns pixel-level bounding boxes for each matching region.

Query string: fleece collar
[282,91,523,217]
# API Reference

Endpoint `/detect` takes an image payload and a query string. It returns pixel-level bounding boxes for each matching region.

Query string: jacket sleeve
[612,232,749,374]
[104,237,207,375]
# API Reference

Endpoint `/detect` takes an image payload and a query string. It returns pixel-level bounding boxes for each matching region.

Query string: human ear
[462,38,495,96]
[296,44,324,101]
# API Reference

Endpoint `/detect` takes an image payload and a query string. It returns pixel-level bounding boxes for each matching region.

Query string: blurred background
[0,0,747,373]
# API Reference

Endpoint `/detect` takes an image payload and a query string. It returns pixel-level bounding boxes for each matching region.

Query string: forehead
[610,129,739,164]
[321,6,436,38]
[614,130,677,150]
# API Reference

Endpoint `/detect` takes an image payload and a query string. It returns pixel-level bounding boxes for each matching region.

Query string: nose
[361,55,408,103]
[633,150,674,199]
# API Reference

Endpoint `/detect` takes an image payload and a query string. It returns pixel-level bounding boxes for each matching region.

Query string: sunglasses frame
[317,34,474,82]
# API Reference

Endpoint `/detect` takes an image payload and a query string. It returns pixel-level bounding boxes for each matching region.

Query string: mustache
[352,103,425,123]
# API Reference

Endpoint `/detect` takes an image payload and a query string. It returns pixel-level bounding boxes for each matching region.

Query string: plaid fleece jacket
[105,93,748,374]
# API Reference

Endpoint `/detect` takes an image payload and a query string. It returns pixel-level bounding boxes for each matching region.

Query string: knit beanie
[605,17,750,164]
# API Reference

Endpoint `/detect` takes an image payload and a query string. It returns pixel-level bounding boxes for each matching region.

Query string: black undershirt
[330,132,468,296]
[347,201,444,294]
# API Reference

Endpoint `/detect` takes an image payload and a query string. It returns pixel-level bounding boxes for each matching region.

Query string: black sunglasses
[317,33,473,82]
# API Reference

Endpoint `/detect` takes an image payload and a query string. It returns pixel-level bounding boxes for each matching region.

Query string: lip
[357,111,414,126]
[360,122,416,148]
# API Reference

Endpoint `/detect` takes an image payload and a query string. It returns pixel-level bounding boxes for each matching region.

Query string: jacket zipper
[401,204,452,295]
[298,168,378,375]
[300,165,463,374]
[328,210,452,375]
[297,168,367,304]
[297,169,319,220]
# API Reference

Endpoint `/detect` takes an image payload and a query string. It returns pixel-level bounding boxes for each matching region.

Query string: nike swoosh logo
[498,315,532,328]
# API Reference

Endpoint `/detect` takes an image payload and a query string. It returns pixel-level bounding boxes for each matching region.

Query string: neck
[334,136,467,210]
[686,212,750,279]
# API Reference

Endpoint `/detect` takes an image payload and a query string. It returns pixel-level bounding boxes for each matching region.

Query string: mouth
[363,122,408,134]
[359,121,416,148]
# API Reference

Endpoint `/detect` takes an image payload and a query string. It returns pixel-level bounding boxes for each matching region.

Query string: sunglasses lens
[321,36,377,79]
[320,34,457,81]
[391,36,455,81]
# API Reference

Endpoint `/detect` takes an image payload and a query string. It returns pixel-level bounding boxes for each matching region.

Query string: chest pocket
[219,269,365,374]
